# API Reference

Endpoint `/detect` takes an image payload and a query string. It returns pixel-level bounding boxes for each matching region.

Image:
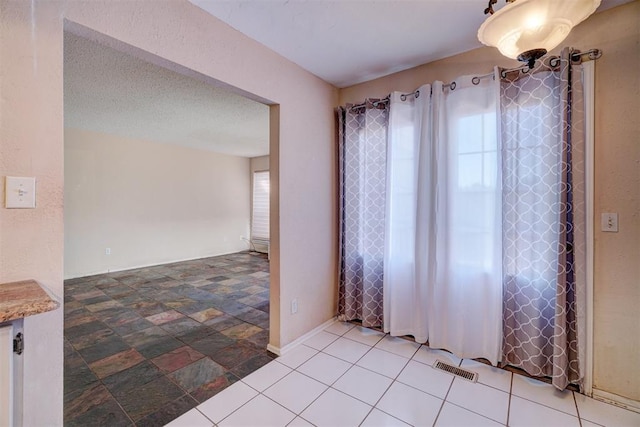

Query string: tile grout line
[506,368,514,426]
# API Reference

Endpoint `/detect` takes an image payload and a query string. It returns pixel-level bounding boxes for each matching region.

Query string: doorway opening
[63,29,277,425]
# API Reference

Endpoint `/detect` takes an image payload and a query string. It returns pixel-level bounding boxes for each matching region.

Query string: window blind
[251,171,270,241]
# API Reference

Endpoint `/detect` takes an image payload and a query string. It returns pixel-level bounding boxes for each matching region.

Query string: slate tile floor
[64,251,273,426]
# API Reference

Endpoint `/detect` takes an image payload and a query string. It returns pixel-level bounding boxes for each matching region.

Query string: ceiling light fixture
[478,0,601,68]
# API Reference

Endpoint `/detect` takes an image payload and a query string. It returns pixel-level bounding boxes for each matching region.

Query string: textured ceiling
[65,1,629,153]
[64,32,270,158]
[191,0,631,88]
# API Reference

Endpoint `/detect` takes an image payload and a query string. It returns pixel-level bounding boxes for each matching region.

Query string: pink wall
[0,1,338,424]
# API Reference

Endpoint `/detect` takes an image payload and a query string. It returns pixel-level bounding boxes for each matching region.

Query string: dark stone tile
[137,336,184,359]
[88,348,146,379]
[64,302,87,317]
[117,376,185,421]
[93,281,124,291]
[65,320,110,340]
[69,328,116,350]
[163,297,197,310]
[117,293,148,306]
[64,339,76,357]
[118,275,148,286]
[189,332,236,357]
[145,309,185,325]
[64,310,98,329]
[151,290,183,303]
[204,314,245,331]
[102,284,135,296]
[102,361,163,398]
[188,308,223,323]
[226,291,252,301]
[65,276,94,286]
[77,335,131,364]
[101,310,142,328]
[91,306,131,322]
[64,357,99,396]
[136,394,198,427]
[190,372,240,403]
[160,317,201,336]
[179,288,220,302]
[215,300,252,316]
[235,307,270,327]
[199,283,222,293]
[230,353,274,378]
[151,346,205,374]
[175,325,217,345]
[220,322,263,340]
[129,301,168,317]
[64,382,113,421]
[246,330,270,349]
[174,301,216,316]
[209,341,262,370]
[111,317,156,336]
[81,295,113,306]
[168,357,226,392]
[122,326,169,348]
[85,300,124,312]
[254,301,270,313]
[65,397,132,427]
[72,289,108,301]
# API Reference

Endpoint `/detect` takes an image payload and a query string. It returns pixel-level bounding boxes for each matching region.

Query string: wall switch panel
[601,213,619,232]
[5,177,36,209]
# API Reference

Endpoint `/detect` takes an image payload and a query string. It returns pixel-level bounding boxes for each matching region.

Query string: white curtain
[384,73,504,364]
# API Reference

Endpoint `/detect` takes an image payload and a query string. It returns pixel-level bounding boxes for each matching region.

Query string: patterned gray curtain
[337,101,388,327]
[501,48,587,390]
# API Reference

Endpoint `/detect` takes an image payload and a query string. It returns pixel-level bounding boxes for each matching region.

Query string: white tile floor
[167,322,640,427]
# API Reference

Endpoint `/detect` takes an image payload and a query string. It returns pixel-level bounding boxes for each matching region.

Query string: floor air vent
[432,360,478,383]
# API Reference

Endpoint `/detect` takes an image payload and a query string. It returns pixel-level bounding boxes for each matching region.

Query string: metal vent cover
[432,359,478,383]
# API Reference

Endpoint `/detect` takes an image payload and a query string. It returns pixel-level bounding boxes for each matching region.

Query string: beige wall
[251,155,270,172]
[341,2,640,402]
[0,0,338,424]
[64,128,251,279]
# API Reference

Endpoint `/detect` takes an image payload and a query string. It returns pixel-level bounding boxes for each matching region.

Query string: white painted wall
[0,1,338,425]
[64,128,251,279]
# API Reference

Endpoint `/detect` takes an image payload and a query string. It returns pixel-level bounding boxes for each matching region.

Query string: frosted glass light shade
[478,0,601,61]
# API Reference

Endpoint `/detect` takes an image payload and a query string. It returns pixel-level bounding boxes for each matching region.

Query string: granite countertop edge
[0,280,61,323]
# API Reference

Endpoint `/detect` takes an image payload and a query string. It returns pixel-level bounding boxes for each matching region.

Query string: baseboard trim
[64,249,252,280]
[267,317,337,356]
[592,388,640,414]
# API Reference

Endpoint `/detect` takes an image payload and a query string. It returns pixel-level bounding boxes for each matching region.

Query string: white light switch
[601,213,618,232]
[5,176,36,209]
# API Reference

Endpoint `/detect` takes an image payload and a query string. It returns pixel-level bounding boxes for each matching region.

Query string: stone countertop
[0,280,60,323]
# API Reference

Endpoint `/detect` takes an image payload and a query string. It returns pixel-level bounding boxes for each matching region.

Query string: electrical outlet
[105,248,111,255]
[291,299,298,314]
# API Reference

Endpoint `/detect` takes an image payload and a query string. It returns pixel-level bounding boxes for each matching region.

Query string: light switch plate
[5,176,36,209]
[601,212,618,232]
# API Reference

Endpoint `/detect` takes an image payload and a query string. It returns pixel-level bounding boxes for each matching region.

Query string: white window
[251,171,270,242]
